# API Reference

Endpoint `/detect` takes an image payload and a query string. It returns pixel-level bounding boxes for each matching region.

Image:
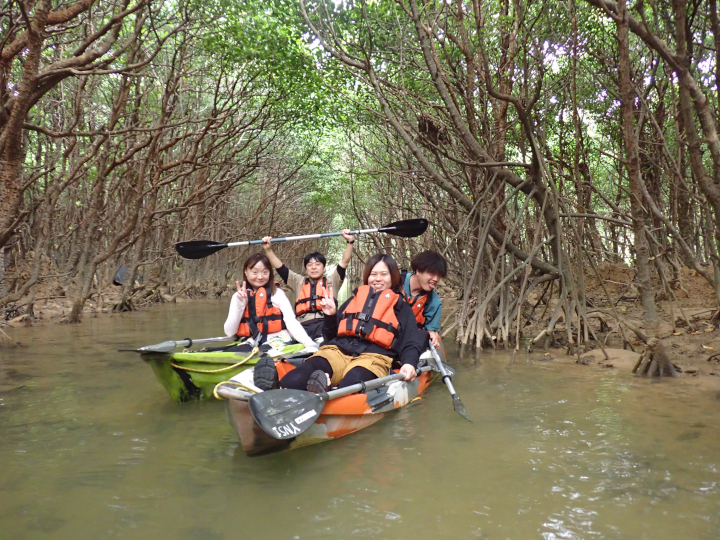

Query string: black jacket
[322,288,425,368]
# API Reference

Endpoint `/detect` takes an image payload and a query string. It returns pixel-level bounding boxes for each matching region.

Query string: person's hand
[261,236,273,251]
[429,331,441,349]
[341,229,355,244]
[235,280,248,304]
[320,284,336,316]
[400,363,417,382]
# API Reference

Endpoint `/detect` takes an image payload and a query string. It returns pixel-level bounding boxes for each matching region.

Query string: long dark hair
[363,254,402,292]
[243,253,277,295]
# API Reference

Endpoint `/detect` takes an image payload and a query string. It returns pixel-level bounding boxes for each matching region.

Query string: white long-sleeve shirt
[224,288,315,348]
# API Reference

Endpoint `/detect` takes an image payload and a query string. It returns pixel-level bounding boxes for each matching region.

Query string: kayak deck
[142,343,308,402]
[221,360,434,456]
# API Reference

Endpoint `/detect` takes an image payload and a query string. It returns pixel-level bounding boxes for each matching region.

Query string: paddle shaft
[429,342,470,421]
[320,365,433,402]
[175,219,428,260]
[175,336,232,347]
[133,335,234,354]
[226,228,380,248]
[429,343,459,396]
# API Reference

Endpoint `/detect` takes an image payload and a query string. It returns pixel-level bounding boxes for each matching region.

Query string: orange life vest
[337,285,401,349]
[401,271,429,328]
[237,286,286,342]
[295,277,326,316]
[403,290,429,328]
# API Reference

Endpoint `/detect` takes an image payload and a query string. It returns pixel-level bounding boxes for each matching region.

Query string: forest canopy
[2,0,720,353]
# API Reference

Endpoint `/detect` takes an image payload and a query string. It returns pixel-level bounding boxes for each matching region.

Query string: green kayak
[142,342,308,402]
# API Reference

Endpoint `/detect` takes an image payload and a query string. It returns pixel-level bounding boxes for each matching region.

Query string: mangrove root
[632,338,678,377]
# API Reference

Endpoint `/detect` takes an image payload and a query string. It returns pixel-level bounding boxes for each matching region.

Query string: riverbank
[4,263,720,399]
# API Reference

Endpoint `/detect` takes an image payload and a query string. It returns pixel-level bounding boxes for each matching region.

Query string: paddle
[429,342,471,421]
[175,218,429,260]
[249,365,433,440]
[120,335,235,354]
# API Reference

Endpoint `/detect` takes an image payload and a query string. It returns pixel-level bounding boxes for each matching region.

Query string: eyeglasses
[247,269,270,277]
[369,272,390,279]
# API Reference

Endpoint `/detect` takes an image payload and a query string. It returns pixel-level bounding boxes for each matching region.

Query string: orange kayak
[217,359,435,456]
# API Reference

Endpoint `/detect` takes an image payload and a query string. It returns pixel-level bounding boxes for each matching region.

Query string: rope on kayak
[212,380,259,399]
[169,346,259,374]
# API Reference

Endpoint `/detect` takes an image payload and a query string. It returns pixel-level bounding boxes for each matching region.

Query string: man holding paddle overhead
[260,230,355,340]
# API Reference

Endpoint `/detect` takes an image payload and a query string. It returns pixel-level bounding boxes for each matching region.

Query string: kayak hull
[223,362,434,456]
[142,344,307,402]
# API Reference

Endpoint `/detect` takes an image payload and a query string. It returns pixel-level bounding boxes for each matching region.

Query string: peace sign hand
[235,280,248,304]
[320,284,336,316]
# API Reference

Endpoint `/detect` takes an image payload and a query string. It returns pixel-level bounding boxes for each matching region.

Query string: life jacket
[337,285,401,349]
[237,286,286,343]
[401,271,429,328]
[295,277,326,316]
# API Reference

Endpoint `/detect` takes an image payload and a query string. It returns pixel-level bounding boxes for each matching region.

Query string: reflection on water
[1,300,719,539]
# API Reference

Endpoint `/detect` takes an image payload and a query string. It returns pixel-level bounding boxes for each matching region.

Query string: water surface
[1,300,718,539]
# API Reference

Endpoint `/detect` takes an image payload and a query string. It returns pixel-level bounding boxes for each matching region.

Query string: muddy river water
[1,300,719,539]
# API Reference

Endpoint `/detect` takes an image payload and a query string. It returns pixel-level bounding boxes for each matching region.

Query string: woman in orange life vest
[253,254,424,392]
[223,253,317,351]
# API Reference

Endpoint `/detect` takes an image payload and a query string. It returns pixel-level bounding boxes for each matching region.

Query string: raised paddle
[429,342,471,421]
[120,335,235,354]
[175,218,429,260]
[249,365,433,440]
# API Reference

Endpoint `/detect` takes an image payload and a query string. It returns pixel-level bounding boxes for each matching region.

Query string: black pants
[300,317,325,340]
[280,356,376,390]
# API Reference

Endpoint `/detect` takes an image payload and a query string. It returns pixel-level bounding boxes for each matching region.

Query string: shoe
[307,370,329,394]
[253,357,279,391]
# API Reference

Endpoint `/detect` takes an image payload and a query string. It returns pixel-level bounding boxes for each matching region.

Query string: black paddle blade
[248,389,325,440]
[453,395,471,422]
[174,240,228,260]
[378,218,429,238]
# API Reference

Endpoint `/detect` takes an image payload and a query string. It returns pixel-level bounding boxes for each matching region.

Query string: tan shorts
[309,345,393,386]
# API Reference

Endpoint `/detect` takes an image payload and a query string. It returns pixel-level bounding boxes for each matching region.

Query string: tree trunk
[617,0,657,326]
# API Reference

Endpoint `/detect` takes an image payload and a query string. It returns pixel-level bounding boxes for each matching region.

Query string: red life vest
[337,285,401,349]
[237,286,286,342]
[401,271,429,328]
[295,277,326,316]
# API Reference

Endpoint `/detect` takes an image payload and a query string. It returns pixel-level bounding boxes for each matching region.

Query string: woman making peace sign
[223,253,316,350]
[253,254,424,392]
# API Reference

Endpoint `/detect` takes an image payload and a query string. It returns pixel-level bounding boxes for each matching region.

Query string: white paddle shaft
[227,228,381,247]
